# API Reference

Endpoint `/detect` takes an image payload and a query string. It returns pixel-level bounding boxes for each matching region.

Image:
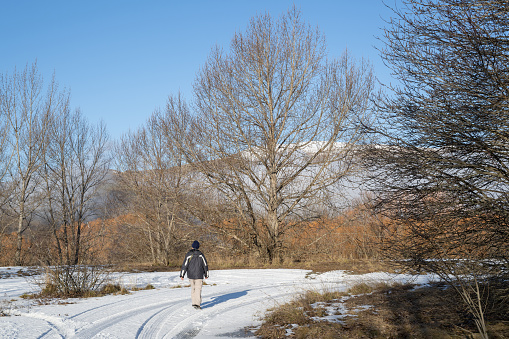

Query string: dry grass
[256,281,509,338]
[257,288,348,338]
[131,284,155,291]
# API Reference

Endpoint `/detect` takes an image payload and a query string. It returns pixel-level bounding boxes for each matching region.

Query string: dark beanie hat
[192,240,200,249]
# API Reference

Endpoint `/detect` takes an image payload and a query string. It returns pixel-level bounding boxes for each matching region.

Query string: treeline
[0,8,378,267]
[0,205,383,267]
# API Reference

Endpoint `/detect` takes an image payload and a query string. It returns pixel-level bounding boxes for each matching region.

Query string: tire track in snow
[29,290,177,338]
[160,282,317,339]
[168,285,300,339]
[138,285,252,338]
[70,282,302,338]
[135,298,192,339]
[32,271,333,338]
[22,312,77,338]
[70,287,173,319]
[73,295,189,338]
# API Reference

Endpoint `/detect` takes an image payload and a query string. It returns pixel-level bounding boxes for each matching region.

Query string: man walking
[180,240,209,309]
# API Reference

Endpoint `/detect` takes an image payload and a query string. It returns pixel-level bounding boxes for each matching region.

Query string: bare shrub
[34,265,113,298]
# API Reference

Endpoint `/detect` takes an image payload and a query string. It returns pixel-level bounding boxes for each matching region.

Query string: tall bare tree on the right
[364,1,509,336]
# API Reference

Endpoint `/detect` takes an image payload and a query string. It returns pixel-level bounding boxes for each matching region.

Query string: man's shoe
[192,305,201,309]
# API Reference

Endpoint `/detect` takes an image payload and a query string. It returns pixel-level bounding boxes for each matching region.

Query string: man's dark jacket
[180,249,209,279]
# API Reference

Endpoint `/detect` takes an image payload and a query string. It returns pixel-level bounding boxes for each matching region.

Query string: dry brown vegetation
[0,204,384,267]
[256,281,509,338]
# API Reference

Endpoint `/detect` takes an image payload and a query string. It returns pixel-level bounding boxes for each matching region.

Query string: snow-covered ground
[0,267,435,338]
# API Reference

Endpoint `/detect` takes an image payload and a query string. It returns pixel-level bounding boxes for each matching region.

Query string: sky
[1,1,397,141]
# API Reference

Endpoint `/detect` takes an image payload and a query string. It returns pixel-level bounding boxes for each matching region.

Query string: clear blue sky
[1,1,397,141]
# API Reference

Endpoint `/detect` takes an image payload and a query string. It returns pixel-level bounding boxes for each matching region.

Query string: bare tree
[42,106,110,265]
[0,62,67,265]
[171,8,376,263]
[363,1,509,336]
[115,109,196,265]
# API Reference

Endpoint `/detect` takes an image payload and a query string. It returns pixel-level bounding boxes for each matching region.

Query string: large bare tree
[171,8,375,263]
[363,1,509,336]
[0,62,67,265]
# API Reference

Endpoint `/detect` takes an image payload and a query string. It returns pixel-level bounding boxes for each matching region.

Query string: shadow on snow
[201,290,248,309]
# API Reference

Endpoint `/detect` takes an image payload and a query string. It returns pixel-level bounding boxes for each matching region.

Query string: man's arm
[180,253,191,280]
[201,254,209,278]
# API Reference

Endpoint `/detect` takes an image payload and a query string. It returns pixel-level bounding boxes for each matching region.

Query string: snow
[0,267,436,338]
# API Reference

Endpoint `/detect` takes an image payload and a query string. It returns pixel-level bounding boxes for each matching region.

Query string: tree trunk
[15,199,25,266]
[15,214,24,266]
[73,223,82,265]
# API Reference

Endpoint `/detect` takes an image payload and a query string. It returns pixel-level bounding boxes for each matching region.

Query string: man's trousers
[190,279,203,306]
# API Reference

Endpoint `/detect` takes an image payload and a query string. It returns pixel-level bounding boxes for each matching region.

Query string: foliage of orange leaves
[285,210,382,260]
[0,233,34,266]
[81,214,150,264]
[0,214,148,266]
[0,206,384,265]
[211,205,383,261]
